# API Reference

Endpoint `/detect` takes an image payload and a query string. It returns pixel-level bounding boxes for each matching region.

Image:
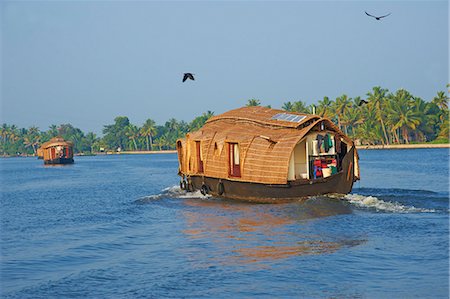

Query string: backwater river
[1,148,449,298]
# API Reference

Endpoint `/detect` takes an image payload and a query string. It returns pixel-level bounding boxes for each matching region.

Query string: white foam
[140,185,211,201]
[345,194,436,213]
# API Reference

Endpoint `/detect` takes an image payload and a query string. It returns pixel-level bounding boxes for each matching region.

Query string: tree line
[0,111,215,156]
[1,86,448,156]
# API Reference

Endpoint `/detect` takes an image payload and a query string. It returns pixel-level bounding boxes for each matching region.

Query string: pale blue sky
[1,1,448,134]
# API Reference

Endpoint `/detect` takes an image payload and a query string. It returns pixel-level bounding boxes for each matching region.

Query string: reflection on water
[182,197,365,264]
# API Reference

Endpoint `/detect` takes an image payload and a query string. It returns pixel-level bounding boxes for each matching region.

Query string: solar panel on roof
[271,113,306,123]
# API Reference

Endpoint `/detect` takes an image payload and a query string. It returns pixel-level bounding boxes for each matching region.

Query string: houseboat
[37,140,51,159]
[176,106,359,202]
[41,137,74,165]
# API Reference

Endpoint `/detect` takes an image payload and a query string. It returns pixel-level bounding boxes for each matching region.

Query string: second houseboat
[41,137,74,165]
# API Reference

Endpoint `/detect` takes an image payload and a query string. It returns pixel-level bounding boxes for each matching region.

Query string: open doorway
[288,140,307,180]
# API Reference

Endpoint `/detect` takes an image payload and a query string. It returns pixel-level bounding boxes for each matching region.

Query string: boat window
[196,141,204,173]
[228,143,241,177]
[50,148,56,160]
[214,142,219,156]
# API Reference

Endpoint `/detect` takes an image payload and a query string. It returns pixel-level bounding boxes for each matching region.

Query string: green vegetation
[1,87,448,156]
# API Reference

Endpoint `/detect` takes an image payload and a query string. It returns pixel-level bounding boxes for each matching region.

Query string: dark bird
[358,99,369,106]
[365,11,391,20]
[182,73,195,82]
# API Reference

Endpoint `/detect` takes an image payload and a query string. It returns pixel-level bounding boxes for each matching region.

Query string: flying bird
[358,99,369,106]
[182,73,195,82]
[365,11,391,20]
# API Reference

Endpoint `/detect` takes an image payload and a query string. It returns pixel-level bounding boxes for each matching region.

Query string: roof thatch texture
[42,137,74,149]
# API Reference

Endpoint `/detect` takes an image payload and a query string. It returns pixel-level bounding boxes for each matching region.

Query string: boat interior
[288,131,351,181]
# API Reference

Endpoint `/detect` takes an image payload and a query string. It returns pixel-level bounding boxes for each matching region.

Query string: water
[1,149,449,298]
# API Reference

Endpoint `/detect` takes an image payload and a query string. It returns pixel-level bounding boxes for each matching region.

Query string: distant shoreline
[355,143,449,150]
[2,145,448,158]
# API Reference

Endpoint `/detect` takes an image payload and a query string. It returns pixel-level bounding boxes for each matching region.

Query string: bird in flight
[182,73,195,82]
[358,99,369,106]
[365,11,391,20]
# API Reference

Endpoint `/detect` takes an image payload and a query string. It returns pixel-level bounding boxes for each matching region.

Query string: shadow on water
[135,187,366,265]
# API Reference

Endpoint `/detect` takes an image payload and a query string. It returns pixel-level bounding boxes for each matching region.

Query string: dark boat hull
[44,158,74,165]
[182,147,356,203]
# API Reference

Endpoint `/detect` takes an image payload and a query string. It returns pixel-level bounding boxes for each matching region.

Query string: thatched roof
[42,137,73,149]
[178,106,353,185]
[207,106,320,129]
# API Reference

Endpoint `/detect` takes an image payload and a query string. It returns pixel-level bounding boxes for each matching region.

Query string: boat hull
[44,158,74,165]
[182,147,356,203]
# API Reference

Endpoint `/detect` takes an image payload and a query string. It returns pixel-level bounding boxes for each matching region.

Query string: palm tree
[27,126,41,154]
[125,124,140,150]
[282,101,294,111]
[156,133,171,150]
[333,94,351,132]
[386,89,420,144]
[140,119,157,151]
[48,125,59,138]
[437,117,449,140]
[0,124,8,144]
[71,131,85,153]
[84,132,98,153]
[189,111,214,132]
[291,100,309,113]
[246,99,261,106]
[411,97,428,142]
[432,91,448,111]
[165,118,179,133]
[367,87,390,145]
[317,96,332,117]
[341,106,363,137]
[22,131,39,155]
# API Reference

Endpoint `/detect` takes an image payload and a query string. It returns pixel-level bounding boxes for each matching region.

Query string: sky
[1,0,448,134]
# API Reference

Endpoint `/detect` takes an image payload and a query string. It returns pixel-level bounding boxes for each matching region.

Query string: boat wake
[138,186,443,214]
[136,185,210,203]
[345,193,436,213]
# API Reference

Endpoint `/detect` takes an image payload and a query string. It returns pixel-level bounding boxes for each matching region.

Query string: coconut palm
[140,119,157,151]
[411,97,429,142]
[189,111,214,132]
[84,132,98,153]
[125,124,140,150]
[437,117,449,140]
[366,87,390,145]
[291,100,309,113]
[432,91,448,111]
[156,133,171,150]
[386,89,420,144]
[0,124,9,144]
[48,125,59,138]
[341,106,364,137]
[282,101,294,111]
[317,96,332,118]
[23,126,41,155]
[246,99,261,106]
[333,94,351,132]
[165,118,179,133]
